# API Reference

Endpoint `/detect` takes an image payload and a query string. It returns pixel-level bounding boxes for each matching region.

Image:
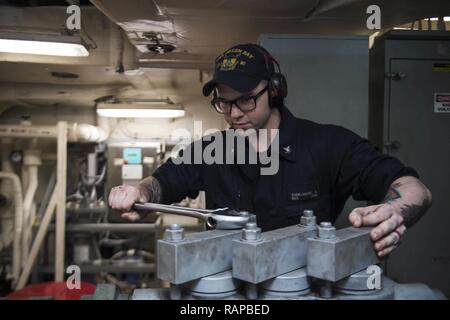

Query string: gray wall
[259,34,369,137]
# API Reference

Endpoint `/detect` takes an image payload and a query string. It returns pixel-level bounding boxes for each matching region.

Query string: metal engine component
[260,267,311,297]
[307,226,378,282]
[318,280,333,299]
[85,273,445,300]
[169,284,182,300]
[337,276,396,300]
[182,270,243,299]
[232,223,317,284]
[333,268,397,300]
[157,229,241,284]
[245,283,258,300]
[83,208,445,301]
[334,267,383,295]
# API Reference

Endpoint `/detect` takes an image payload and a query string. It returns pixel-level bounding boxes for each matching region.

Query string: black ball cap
[202,43,274,96]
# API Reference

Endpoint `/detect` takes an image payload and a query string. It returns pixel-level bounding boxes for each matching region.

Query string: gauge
[10,150,23,163]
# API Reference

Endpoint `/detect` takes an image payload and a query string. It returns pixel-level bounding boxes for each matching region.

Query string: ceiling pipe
[304,0,364,21]
[0,123,107,143]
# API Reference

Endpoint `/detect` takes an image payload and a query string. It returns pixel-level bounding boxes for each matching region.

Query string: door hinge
[383,140,401,150]
[385,72,406,80]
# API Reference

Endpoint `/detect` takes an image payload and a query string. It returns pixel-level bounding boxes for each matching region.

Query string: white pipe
[68,123,108,143]
[0,172,24,288]
[0,125,57,138]
[0,123,108,143]
[21,166,28,194]
[22,166,38,268]
[21,150,41,269]
[0,139,14,252]
[28,140,38,244]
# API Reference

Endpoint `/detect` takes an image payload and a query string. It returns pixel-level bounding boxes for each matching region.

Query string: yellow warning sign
[433,63,450,72]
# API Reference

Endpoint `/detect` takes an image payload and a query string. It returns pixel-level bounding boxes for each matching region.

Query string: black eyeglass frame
[210,85,269,114]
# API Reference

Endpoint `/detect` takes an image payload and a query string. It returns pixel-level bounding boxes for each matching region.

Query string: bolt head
[165,225,184,242]
[300,214,316,226]
[303,210,314,217]
[300,210,316,226]
[239,211,250,217]
[320,222,332,228]
[318,222,336,239]
[242,223,262,241]
[245,222,257,230]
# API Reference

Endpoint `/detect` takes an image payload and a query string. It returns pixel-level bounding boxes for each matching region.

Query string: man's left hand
[349,203,406,257]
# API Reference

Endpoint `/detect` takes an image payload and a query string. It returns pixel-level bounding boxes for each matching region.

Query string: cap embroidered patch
[219,58,238,71]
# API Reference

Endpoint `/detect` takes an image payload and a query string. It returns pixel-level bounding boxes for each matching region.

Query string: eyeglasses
[211,86,268,114]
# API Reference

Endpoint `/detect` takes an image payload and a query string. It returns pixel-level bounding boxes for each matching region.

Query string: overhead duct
[89,0,214,69]
[89,0,175,54]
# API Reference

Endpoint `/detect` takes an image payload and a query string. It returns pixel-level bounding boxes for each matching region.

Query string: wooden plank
[55,121,67,282]
[16,189,57,289]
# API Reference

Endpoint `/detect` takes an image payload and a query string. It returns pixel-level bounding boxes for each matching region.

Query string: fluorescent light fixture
[96,102,185,118]
[0,32,89,57]
[428,17,450,21]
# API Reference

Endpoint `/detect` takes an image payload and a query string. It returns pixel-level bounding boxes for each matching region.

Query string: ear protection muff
[252,44,288,109]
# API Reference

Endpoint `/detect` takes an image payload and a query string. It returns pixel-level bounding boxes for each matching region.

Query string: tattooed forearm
[383,183,402,203]
[383,176,432,228]
[399,199,432,227]
[138,176,162,203]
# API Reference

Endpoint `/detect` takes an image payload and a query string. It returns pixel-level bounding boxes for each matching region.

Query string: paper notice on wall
[434,93,450,113]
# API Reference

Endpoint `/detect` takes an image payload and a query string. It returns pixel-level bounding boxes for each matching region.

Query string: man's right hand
[109,184,150,221]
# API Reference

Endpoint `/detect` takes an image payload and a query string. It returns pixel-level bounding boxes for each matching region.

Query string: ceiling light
[96,102,185,118]
[0,32,89,57]
[428,17,450,21]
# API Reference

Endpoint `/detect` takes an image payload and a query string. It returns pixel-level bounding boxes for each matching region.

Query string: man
[109,43,432,257]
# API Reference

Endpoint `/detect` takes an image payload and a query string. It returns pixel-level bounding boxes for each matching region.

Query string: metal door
[386,58,450,296]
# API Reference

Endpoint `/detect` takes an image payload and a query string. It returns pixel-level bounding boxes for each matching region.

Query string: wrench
[132,202,255,230]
